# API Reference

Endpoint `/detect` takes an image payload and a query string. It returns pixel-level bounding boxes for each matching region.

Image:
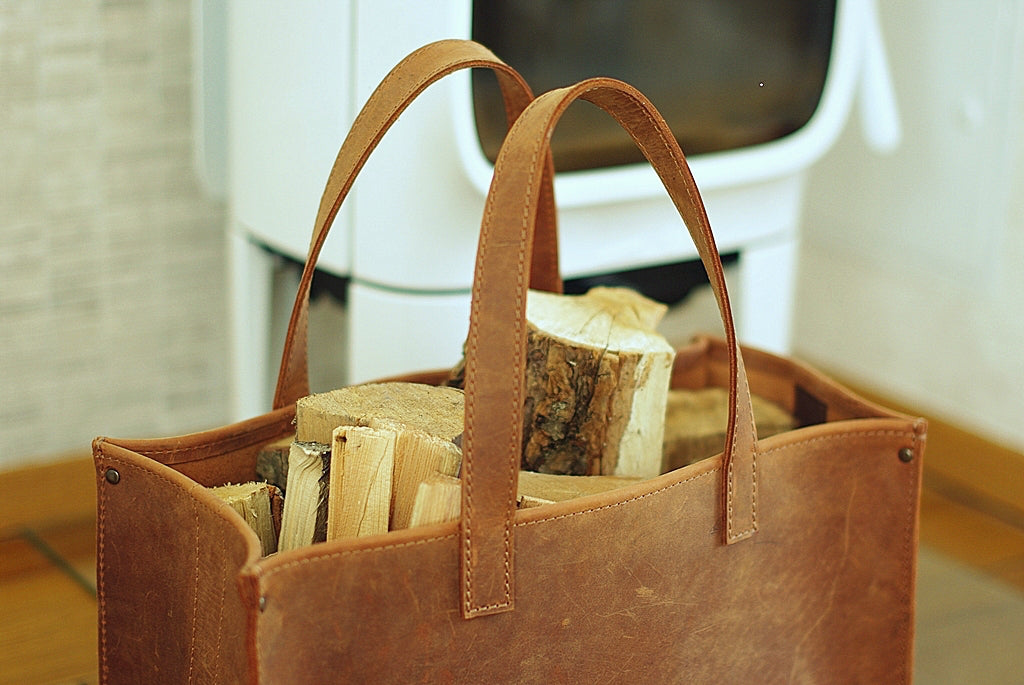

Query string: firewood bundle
[215,287,795,554]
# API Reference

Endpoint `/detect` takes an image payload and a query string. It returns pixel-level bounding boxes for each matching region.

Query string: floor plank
[915,545,1024,684]
[920,488,1024,592]
[0,548,97,685]
[0,534,58,580]
[30,519,98,592]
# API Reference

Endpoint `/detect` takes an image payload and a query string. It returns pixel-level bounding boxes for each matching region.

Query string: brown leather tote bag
[93,40,927,684]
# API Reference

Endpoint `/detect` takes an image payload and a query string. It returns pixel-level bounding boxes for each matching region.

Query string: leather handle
[460,78,759,618]
[272,40,561,409]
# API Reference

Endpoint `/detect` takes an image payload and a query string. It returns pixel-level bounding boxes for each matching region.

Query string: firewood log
[520,286,675,478]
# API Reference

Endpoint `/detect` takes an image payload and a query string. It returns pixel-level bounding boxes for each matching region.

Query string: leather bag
[93,40,927,684]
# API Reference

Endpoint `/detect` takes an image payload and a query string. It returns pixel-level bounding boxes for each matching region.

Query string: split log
[210,481,282,556]
[325,423,463,536]
[520,286,675,478]
[277,441,331,551]
[296,383,464,535]
[408,474,462,528]
[379,421,462,530]
[662,387,796,471]
[326,426,395,539]
[516,470,643,508]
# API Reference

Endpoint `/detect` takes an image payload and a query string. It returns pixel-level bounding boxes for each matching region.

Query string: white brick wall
[0,1,229,469]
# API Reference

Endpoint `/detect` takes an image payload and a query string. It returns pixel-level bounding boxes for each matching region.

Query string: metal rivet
[105,468,121,484]
[898,448,914,463]
[259,596,267,612]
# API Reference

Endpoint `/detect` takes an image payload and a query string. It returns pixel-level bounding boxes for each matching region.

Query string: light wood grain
[0,534,97,685]
[920,489,1024,592]
[327,426,395,539]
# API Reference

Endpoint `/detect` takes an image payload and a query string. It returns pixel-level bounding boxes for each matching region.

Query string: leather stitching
[748,404,760,534]
[897,457,917,685]
[268,45,540,616]
[462,106,488,613]
[132,414,294,458]
[462,89,541,618]
[95,453,249,533]
[462,149,485,615]
[209,552,229,684]
[897,420,926,684]
[597,85,759,542]
[186,498,201,681]
[477,127,545,615]
[517,466,721,527]
[726,398,761,541]
[727,459,736,539]
[263,532,458,577]
[520,428,921,529]
[96,450,238,679]
[463,362,476,616]
[757,429,922,457]
[282,45,519,406]
[253,469,718,580]
[257,467,715,577]
[95,443,109,683]
[257,427,922,575]
[280,51,434,403]
[461,63,542,616]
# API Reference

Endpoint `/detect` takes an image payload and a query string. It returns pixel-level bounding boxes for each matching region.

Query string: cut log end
[522,287,675,478]
[296,382,465,446]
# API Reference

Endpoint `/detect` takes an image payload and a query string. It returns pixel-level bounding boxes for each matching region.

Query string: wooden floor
[0,517,97,685]
[1,458,1023,684]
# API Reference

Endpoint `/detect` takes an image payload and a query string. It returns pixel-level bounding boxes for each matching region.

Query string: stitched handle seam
[645,98,761,541]
[462,98,542,616]
[258,425,922,576]
[95,444,110,683]
[603,85,758,542]
[898,423,924,683]
[285,45,528,402]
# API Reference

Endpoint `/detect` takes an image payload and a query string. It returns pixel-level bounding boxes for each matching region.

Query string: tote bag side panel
[749,420,924,682]
[248,419,921,684]
[94,440,258,684]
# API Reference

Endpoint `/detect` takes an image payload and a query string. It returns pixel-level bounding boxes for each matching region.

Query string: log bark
[255,434,293,494]
[521,286,675,478]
